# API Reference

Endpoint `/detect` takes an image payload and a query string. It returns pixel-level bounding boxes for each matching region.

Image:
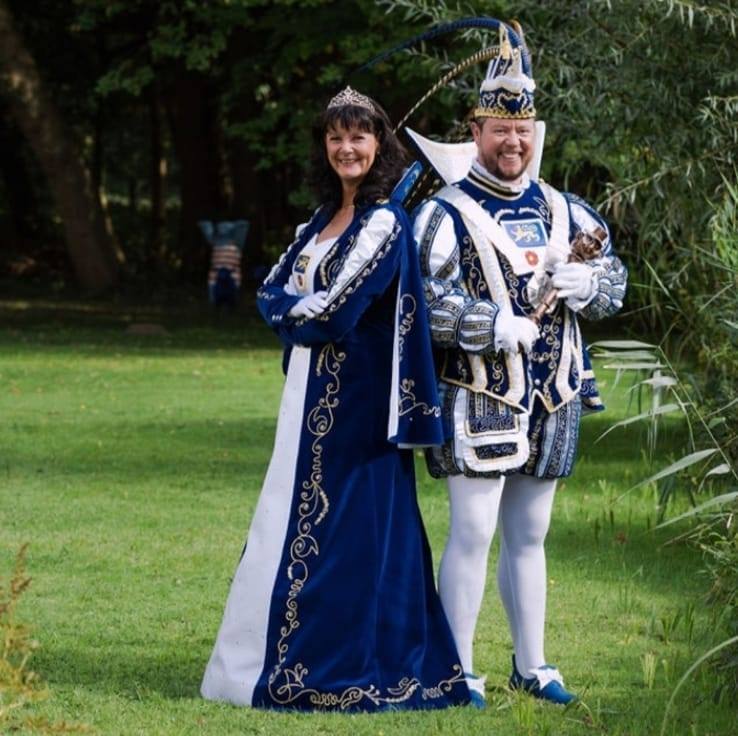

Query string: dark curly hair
[309,95,408,211]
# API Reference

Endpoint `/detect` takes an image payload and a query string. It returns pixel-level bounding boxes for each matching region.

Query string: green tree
[0,0,120,290]
[73,0,441,272]
[383,1,738,348]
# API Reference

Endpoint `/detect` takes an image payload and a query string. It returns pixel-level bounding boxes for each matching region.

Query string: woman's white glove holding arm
[288,290,329,319]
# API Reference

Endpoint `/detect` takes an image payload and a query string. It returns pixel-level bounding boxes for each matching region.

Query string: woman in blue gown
[200,87,470,712]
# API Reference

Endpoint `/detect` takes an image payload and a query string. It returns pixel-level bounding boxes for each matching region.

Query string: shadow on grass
[5,417,279,483]
[0,296,282,353]
[548,513,703,596]
[34,644,207,700]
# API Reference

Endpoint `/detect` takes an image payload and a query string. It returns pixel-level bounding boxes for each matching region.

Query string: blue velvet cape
[257,200,444,448]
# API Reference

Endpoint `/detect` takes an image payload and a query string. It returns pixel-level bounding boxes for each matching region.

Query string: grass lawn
[1,297,735,735]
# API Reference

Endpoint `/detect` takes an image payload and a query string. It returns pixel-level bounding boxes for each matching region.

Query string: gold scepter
[530,226,607,325]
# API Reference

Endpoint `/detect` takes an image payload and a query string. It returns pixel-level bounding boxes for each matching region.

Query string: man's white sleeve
[413,200,498,353]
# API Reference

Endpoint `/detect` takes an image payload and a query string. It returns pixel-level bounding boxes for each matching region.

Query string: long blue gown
[200,199,470,711]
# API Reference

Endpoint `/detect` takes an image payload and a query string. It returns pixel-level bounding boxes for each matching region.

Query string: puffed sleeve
[272,205,403,347]
[412,199,499,353]
[563,194,628,320]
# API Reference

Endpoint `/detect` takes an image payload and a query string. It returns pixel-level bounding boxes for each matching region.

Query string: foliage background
[1,0,737,724]
[5,0,733,494]
[2,0,736,365]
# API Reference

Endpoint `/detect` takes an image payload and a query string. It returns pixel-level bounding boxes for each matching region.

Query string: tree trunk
[0,0,120,291]
[224,26,293,277]
[166,71,227,281]
[149,86,166,260]
[0,113,36,245]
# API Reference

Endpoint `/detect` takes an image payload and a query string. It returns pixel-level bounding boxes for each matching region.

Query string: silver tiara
[326,86,375,113]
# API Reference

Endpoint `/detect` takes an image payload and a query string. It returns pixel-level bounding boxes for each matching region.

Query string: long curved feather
[393,45,500,132]
[352,16,531,77]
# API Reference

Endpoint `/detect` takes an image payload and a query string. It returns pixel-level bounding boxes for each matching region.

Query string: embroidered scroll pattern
[460,233,486,300]
[311,217,400,324]
[397,293,415,361]
[267,343,344,706]
[318,237,347,289]
[398,377,442,418]
[397,294,441,419]
[266,342,463,709]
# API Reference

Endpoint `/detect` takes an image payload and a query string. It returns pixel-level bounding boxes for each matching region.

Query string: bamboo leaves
[618,448,719,501]
[655,490,738,528]
[596,404,682,443]
[590,340,657,349]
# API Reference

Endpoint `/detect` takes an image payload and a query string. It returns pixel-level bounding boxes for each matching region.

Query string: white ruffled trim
[470,160,530,194]
[480,74,536,94]
[480,52,536,93]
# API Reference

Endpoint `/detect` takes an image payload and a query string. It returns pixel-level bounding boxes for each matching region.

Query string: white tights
[437,474,557,678]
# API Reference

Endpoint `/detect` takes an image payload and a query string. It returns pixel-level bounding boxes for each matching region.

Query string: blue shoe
[509,655,577,705]
[464,671,487,709]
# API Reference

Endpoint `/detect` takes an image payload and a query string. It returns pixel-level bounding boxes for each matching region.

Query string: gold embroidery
[399,379,442,418]
[397,293,415,361]
[268,343,344,706]
[319,237,346,288]
[397,294,442,419]
[266,342,463,709]
[313,219,400,323]
[422,666,465,700]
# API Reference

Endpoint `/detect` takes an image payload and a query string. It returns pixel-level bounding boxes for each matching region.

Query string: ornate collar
[466,159,530,198]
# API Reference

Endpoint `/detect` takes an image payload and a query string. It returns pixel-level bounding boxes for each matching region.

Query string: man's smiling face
[471,117,536,182]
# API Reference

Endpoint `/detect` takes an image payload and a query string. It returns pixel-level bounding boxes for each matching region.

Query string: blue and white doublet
[412,162,627,479]
[201,200,470,711]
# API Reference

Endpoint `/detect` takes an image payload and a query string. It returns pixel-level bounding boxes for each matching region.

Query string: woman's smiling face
[324,123,379,187]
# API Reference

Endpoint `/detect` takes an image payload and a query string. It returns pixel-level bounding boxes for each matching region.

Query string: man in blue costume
[411,24,627,706]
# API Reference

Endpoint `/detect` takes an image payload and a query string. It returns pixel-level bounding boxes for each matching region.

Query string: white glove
[288,290,329,319]
[283,276,298,296]
[551,262,595,301]
[493,310,540,354]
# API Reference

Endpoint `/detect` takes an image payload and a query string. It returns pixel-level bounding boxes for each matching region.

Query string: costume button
[534,378,541,386]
